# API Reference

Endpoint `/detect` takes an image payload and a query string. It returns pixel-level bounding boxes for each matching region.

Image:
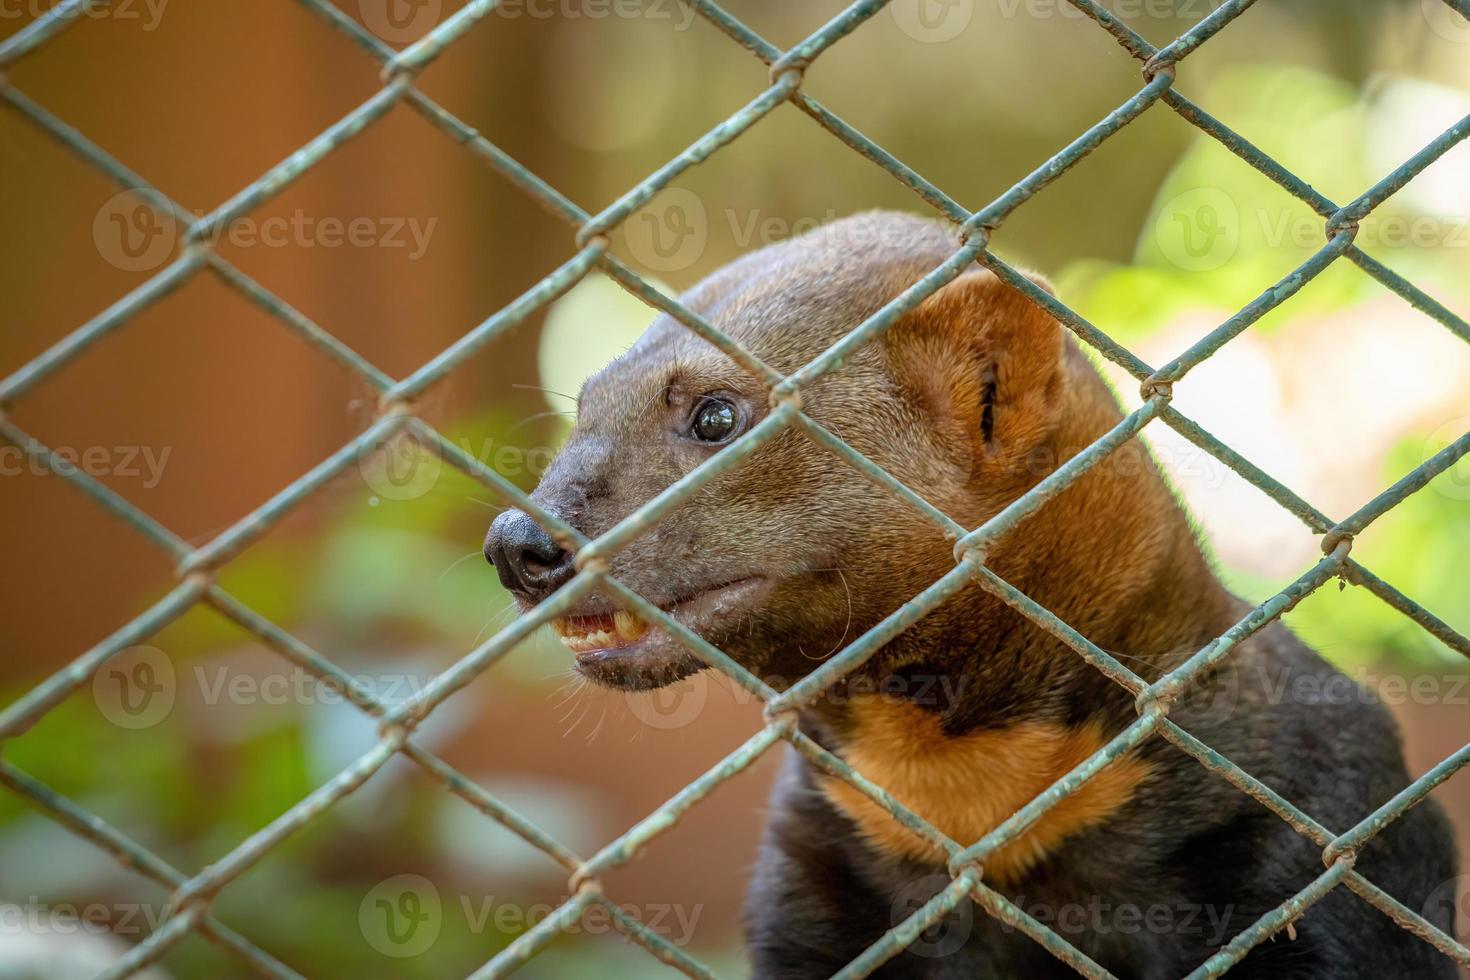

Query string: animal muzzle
[484,509,576,599]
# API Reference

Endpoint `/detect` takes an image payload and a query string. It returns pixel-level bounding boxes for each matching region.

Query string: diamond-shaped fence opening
[2,0,1469,977]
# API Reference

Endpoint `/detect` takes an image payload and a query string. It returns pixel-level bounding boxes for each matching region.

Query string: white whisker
[439,549,485,581]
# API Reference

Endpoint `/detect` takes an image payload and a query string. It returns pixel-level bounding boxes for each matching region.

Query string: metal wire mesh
[2,0,1469,977]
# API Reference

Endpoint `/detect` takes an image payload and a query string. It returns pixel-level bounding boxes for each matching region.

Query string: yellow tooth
[551,619,570,638]
[614,609,647,641]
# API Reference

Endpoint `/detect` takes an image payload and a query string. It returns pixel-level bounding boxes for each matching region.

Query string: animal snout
[484,509,575,598]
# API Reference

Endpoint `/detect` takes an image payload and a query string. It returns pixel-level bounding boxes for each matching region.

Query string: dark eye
[691,398,738,443]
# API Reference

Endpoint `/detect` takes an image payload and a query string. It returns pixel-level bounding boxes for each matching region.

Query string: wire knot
[377,397,416,419]
[1321,840,1358,869]
[1134,682,1176,719]
[1324,209,1360,243]
[377,721,411,746]
[573,552,610,576]
[762,701,801,733]
[957,221,992,251]
[573,222,613,249]
[945,855,987,882]
[769,54,808,92]
[1140,378,1174,402]
[769,385,803,412]
[952,537,989,569]
[568,864,603,897]
[1142,56,1177,84]
[1320,529,1354,557]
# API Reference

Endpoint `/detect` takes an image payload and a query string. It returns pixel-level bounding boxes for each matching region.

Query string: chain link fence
[2,0,1469,976]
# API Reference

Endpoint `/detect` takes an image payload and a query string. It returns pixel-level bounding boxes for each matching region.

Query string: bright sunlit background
[1,0,1467,976]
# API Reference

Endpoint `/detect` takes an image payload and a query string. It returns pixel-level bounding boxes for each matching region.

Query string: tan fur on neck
[823,696,1152,884]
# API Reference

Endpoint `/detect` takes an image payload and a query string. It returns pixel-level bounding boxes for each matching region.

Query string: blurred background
[1,0,1468,976]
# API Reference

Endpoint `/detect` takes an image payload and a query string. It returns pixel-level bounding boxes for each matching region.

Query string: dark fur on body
[490,212,1457,978]
[751,634,1455,978]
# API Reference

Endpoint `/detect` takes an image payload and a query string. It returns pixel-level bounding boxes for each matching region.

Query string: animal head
[485,211,1130,691]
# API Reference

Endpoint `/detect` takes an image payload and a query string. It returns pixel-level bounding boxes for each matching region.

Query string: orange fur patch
[822,696,1151,884]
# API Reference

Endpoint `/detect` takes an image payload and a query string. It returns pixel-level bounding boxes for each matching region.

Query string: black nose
[484,509,575,597]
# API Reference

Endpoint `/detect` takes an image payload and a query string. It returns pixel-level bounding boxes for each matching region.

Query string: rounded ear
[884,268,1065,474]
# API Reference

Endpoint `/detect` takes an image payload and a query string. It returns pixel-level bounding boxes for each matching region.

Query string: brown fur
[497,211,1456,978]
[524,211,1239,855]
[821,696,1153,883]
[800,262,1232,871]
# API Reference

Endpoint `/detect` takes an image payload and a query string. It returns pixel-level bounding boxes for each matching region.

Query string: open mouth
[551,610,650,654]
[548,578,764,659]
